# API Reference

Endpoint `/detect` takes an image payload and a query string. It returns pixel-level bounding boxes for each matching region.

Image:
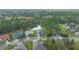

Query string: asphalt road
[33,40,47,50]
[12,42,27,50]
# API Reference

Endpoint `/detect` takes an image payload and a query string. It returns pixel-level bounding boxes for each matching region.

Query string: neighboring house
[69,23,76,32]
[24,25,43,40]
[31,25,42,31]
[5,16,12,20]
[11,32,20,40]
[64,23,76,32]
[0,34,10,40]
[75,25,79,37]
[52,33,62,40]
[64,23,70,29]
[75,31,79,37]
[25,30,33,37]
[31,25,43,40]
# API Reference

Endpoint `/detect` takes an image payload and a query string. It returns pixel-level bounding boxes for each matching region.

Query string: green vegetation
[4,44,15,50]
[38,38,76,50]
[38,39,65,50]
[0,10,79,35]
[24,41,33,50]
[74,42,79,50]
[0,9,79,50]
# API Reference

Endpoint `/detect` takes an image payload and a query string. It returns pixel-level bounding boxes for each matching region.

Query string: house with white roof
[31,25,43,40]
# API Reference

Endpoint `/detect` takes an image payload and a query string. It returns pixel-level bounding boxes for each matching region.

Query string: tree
[68,39,75,50]
[52,39,55,44]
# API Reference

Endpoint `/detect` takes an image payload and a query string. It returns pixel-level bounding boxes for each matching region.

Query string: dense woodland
[0,9,79,37]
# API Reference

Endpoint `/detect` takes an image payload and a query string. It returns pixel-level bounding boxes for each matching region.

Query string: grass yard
[73,42,79,50]
[4,44,15,50]
[24,40,33,50]
[38,39,65,50]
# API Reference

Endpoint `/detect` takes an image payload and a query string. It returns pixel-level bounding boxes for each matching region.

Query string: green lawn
[38,39,65,50]
[4,44,15,50]
[73,42,79,50]
[24,41,33,50]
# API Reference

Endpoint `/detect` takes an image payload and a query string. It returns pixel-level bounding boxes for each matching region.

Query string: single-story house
[0,34,10,40]
[25,30,33,37]
[75,30,79,37]
[75,25,79,37]
[64,23,76,32]
[52,33,62,40]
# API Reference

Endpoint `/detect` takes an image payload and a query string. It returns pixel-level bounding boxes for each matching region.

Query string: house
[25,30,33,37]
[11,30,24,40]
[69,23,76,32]
[0,34,10,41]
[31,25,43,40]
[11,32,20,40]
[64,23,76,32]
[75,31,79,37]
[31,25,42,31]
[32,25,42,35]
[75,26,79,37]
[64,23,70,29]
[52,33,62,40]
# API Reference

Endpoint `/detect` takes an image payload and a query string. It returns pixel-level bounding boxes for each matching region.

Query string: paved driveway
[33,40,47,50]
[12,42,27,50]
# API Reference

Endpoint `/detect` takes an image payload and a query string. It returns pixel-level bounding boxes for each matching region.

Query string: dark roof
[75,25,79,32]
